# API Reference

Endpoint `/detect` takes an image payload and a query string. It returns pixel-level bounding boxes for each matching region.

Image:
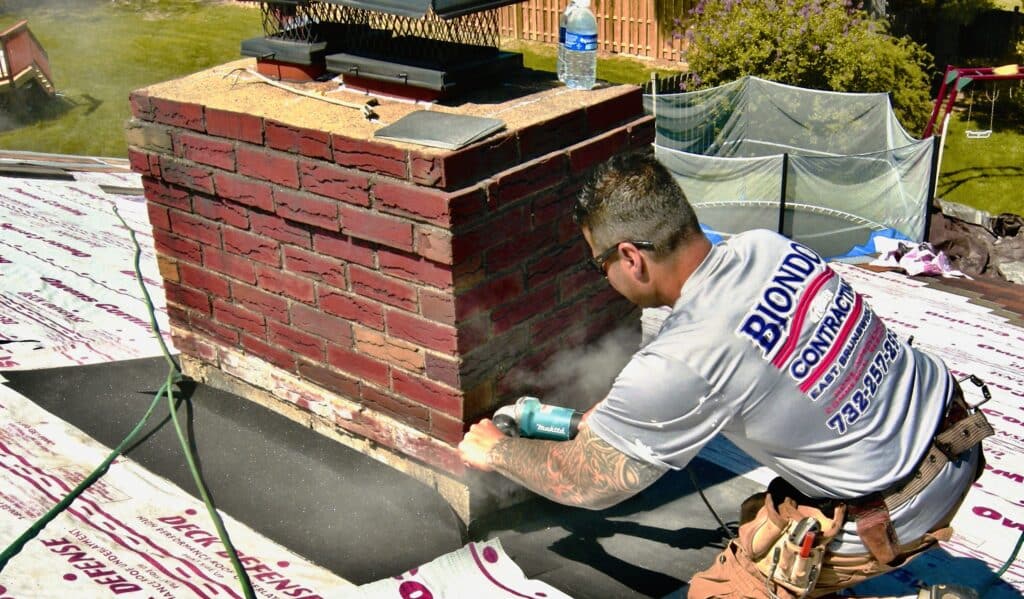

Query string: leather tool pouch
[848,494,900,565]
[744,479,846,595]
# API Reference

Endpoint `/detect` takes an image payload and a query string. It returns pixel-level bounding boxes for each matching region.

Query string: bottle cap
[576,0,590,7]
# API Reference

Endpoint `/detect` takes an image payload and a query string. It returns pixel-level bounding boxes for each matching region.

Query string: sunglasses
[590,240,656,276]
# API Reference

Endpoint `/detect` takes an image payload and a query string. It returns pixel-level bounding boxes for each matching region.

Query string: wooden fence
[497,0,692,63]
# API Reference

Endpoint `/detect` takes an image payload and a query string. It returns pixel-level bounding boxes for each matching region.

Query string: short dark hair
[574,150,702,258]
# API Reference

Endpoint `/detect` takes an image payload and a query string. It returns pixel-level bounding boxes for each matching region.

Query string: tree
[677,0,935,132]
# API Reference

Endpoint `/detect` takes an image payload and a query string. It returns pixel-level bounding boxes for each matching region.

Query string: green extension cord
[0,203,255,599]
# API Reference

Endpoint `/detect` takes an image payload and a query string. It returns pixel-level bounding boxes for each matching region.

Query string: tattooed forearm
[488,426,666,510]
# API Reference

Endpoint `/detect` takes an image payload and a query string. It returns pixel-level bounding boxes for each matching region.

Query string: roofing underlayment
[0,164,1021,598]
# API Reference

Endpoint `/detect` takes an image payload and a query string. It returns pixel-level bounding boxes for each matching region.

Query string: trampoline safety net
[645,77,935,258]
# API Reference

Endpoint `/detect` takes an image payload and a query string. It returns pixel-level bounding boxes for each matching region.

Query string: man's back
[588,229,978,552]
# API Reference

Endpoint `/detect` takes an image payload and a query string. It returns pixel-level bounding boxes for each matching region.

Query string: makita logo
[536,424,567,435]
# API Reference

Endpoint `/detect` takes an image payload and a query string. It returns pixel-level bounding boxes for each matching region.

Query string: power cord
[0,203,255,598]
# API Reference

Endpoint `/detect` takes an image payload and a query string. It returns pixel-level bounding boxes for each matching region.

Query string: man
[457,151,989,598]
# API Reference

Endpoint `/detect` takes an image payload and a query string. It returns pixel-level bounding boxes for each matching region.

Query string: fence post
[778,153,789,237]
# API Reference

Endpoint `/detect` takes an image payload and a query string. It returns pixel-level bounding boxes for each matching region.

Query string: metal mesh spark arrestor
[241,0,526,98]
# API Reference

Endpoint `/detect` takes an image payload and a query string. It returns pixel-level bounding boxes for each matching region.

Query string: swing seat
[966,129,992,139]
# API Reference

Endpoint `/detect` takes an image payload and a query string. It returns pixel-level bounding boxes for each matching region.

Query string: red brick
[457,314,491,355]
[290,303,354,345]
[242,333,296,372]
[393,370,462,418]
[386,309,457,355]
[530,304,579,346]
[166,305,190,327]
[268,320,324,361]
[153,230,201,264]
[256,264,315,303]
[559,268,603,303]
[340,205,413,251]
[299,161,370,206]
[332,135,408,178]
[326,345,390,387]
[451,207,530,263]
[193,195,250,230]
[319,288,385,330]
[490,153,568,206]
[203,247,256,284]
[151,97,204,131]
[128,149,157,177]
[519,109,588,159]
[491,283,558,334]
[568,127,629,175]
[419,289,455,325]
[430,412,465,445]
[349,266,417,311]
[313,231,375,268]
[283,246,347,288]
[354,327,424,373]
[266,120,332,160]
[223,228,280,266]
[129,91,155,121]
[160,156,215,195]
[213,299,265,336]
[164,281,211,314]
[274,188,340,231]
[373,180,450,225]
[193,313,241,346]
[175,132,236,171]
[361,386,429,427]
[213,172,274,212]
[168,209,221,248]
[146,202,170,231]
[414,226,454,266]
[484,225,556,274]
[171,331,218,363]
[143,178,190,211]
[454,272,524,320]
[424,353,460,388]
[237,146,299,188]
[379,250,452,289]
[628,115,656,149]
[585,88,643,134]
[532,184,578,227]
[180,262,231,297]
[297,360,361,398]
[409,134,518,191]
[527,244,585,288]
[250,212,311,248]
[232,282,290,323]
[205,108,263,144]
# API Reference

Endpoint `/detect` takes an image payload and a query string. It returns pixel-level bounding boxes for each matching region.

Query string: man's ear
[619,243,647,279]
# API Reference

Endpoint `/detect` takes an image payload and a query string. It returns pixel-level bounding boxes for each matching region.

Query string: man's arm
[460,420,667,510]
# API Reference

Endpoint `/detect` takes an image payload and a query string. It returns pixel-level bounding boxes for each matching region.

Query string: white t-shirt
[588,229,978,553]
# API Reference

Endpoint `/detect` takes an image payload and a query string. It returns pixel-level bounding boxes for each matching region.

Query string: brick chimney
[127,58,651,522]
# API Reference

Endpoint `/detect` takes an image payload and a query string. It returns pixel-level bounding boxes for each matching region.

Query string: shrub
[677,0,935,133]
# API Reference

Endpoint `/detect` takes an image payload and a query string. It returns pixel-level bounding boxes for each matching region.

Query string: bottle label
[564,32,597,52]
[559,26,566,44]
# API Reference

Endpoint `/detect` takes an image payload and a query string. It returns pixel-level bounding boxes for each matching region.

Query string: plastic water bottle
[563,0,597,90]
[557,0,576,82]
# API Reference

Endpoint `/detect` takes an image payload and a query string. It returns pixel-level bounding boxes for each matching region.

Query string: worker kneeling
[458,150,991,598]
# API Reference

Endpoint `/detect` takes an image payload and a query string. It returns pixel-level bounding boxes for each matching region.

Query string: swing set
[922,64,1024,138]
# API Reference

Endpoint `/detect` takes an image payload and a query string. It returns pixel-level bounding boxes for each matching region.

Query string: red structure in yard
[923,64,1023,138]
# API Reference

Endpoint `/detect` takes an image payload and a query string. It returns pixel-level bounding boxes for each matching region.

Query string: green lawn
[937,112,1024,217]
[0,0,260,158]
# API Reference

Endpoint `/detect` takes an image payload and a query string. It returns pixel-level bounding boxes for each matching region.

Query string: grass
[0,0,261,158]
[0,2,1019,218]
[937,110,1024,217]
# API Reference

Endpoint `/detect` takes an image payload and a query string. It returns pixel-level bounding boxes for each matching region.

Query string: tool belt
[745,381,994,591]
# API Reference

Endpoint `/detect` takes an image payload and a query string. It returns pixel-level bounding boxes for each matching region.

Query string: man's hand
[458,419,506,471]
